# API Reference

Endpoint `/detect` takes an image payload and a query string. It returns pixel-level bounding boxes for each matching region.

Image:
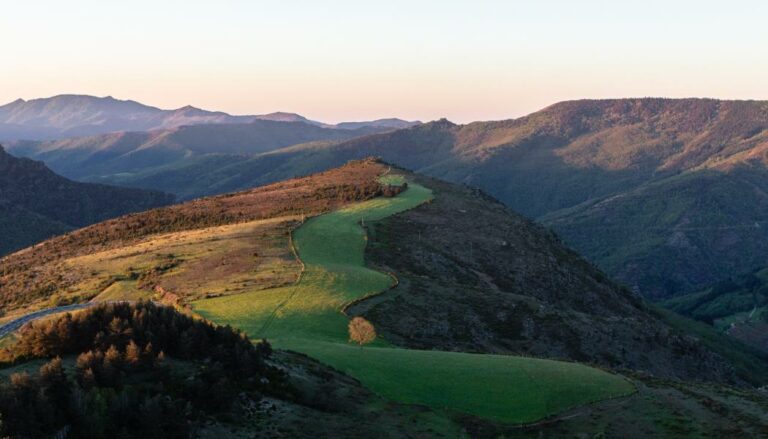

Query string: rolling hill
[0,94,419,141]
[1,159,767,436]
[0,145,173,256]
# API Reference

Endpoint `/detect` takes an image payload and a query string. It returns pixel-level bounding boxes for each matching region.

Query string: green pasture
[287,340,633,423]
[194,178,634,424]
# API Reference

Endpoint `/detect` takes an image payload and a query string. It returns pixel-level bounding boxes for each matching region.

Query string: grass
[62,217,301,304]
[286,339,634,423]
[193,178,635,424]
[378,173,406,186]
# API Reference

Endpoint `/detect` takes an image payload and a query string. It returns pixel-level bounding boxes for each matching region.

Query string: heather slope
[352,173,768,385]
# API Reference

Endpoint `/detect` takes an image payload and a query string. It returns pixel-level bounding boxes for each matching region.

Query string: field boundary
[256,219,309,336]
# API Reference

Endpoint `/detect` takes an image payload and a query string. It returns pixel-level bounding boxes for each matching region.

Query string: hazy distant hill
[0,94,418,141]
[0,145,173,255]
[335,118,420,130]
[5,119,389,187]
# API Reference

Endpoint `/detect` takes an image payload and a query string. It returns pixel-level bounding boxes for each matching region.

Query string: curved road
[0,303,97,338]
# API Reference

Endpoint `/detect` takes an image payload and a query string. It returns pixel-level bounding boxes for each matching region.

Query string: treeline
[0,301,290,438]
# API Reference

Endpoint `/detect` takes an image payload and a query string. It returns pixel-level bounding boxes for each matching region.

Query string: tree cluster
[0,301,289,438]
[380,182,408,198]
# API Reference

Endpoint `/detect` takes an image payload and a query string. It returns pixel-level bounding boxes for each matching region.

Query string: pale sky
[2,0,767,123]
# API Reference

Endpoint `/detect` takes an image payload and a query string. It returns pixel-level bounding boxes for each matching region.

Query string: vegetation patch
[0,302,286,438]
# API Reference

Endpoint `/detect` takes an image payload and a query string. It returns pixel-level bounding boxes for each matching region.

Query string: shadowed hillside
[0,146,173,256]
[352,172,768,385]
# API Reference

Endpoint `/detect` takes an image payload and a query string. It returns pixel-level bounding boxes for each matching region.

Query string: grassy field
[64,217,301,305]
[287,339,633,423]
[378,173,406,186]
[194,179,635,424]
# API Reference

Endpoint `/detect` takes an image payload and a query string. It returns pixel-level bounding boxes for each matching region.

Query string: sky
[2,0,767,123]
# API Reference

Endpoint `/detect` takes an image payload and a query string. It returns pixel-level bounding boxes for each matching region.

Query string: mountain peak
[423,118,457,129]
[255,112,311,123]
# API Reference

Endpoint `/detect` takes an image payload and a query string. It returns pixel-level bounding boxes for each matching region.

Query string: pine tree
[125,340,141,366]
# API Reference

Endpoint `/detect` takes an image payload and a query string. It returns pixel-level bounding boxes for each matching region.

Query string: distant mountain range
[0,94,419,141]
[0,145,173,255]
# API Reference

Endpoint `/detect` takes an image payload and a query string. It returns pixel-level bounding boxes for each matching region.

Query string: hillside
[351,173,768,384]
[1,160,767,435]
[6,120,379,187]
[0,94,419,141]
[144,98,768,299]
[0,146,172,256]
[0,159,387,313]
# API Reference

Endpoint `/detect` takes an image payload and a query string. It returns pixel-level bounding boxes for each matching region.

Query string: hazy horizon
[4,0,767,123]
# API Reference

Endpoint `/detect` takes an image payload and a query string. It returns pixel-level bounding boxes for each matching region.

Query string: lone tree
[348,317,376,348]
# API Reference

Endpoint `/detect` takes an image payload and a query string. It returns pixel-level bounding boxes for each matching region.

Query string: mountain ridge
[0,94,420,140]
